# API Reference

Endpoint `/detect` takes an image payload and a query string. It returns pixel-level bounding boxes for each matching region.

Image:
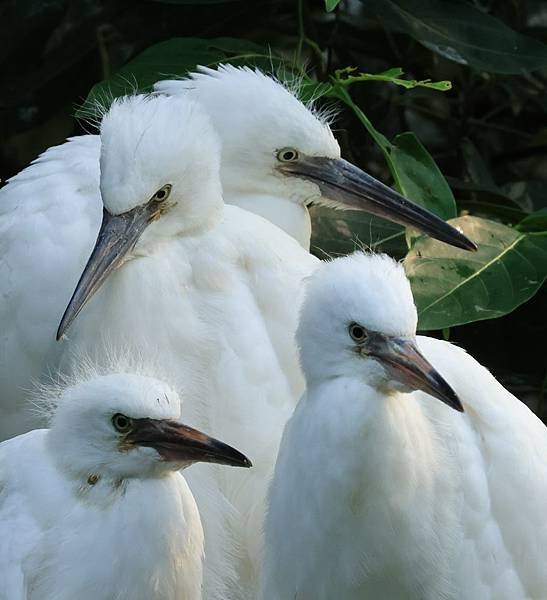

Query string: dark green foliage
[361,0,547,74]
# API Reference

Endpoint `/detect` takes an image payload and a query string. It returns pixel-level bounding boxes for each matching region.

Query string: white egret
[155,65,475,251]
[262,252,547,600]
[0,66,473,436]
[0,370,250,600]
[0,67,472,597]
[0,92,309,599]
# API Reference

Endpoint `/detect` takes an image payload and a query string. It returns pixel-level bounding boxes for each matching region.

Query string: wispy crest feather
[158,63,340,127]
[29,343,180,424]
[74,74,147,131]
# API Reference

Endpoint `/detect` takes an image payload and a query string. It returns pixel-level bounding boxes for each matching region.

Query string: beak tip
[453,398,465,413]
[56,314,70,341]
[442,388,465,413]
[458,236,478,252]
[437,228,477,252]
[231,452,252,469]
[374,333,465,414]
[211,439,252,469]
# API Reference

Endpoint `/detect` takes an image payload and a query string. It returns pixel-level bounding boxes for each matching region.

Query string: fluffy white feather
[0,92,317,599]
[0,372,204,600]
[262,251,547,600]
[155,65,341,248]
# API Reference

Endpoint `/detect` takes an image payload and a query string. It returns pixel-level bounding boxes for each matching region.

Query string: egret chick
[262,252,547,600]
[0,76,468,597]
[0,92,311,599]
[155,65,475,251]
[0,372,250,600]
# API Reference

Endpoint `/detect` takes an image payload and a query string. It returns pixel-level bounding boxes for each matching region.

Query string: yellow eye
[349,323,367,343]
[152,184,172,202]
[112,413,133,433]
[276,148,299,162]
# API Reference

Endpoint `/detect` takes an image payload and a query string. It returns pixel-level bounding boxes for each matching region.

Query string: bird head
[297,252,463,412]
[57,94,222,339]
[47,373,251,482]
[155,65,475,251]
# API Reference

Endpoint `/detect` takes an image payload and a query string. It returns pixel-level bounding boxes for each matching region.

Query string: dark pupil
[283,151,295,161]
[156,190,166,200]
[352,326,365,340]
[116,416,128,429]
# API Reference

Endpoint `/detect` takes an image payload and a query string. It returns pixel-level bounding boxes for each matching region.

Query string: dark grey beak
[128,418,252,468]
[279,156,476,252]
[57,205,157,340]
[365,332,463,412]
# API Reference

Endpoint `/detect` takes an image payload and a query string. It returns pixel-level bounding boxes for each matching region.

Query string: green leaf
[362,0,547,74]
[390,132,457,220]
[334,66,451,91]
[310,207,407,259]
[329,85,391,149]
[325,0,342,11]
[405,216,547,330]
[77,37,274,119]
[329,86,456,220]
[517,209,547,232]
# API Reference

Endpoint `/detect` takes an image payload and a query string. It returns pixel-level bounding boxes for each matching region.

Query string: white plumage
[154,65,336,249]
[262,252,547,600]
[0,92,317,599]
[154,65,475,253]
[0,134,102,437]
[0,370,250,600]
[0,66,474,597]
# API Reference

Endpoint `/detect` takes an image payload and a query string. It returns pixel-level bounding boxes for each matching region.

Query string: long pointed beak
[279,156,476,251]
[57,205,155,340]
[365,332,463,412]
[128,418,252,468]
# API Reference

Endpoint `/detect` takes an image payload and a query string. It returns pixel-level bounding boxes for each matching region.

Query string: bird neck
[29,467,203,600]
[45,430,178,508]
[74,468,185,509]
[141,199,224,248]
[302,377,446,498]
[225,192,311,249]
[183,199,224,237]
[74,472,130,506]
[277,379,461,595]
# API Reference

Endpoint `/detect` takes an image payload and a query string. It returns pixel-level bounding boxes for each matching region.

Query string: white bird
[0,67,472,437]
[0,370,250,600]
[0,68,473,597]
[154,65,474,251]
[262,251,547,600]
[0,92,310,599]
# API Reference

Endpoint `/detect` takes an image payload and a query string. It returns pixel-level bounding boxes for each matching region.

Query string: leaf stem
[331,84,404,192]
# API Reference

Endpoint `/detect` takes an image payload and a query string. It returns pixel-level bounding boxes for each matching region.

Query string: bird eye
[276,148,299,162]
[112,413,133,433]
[349,323,367,343]
[152,184,172,202]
